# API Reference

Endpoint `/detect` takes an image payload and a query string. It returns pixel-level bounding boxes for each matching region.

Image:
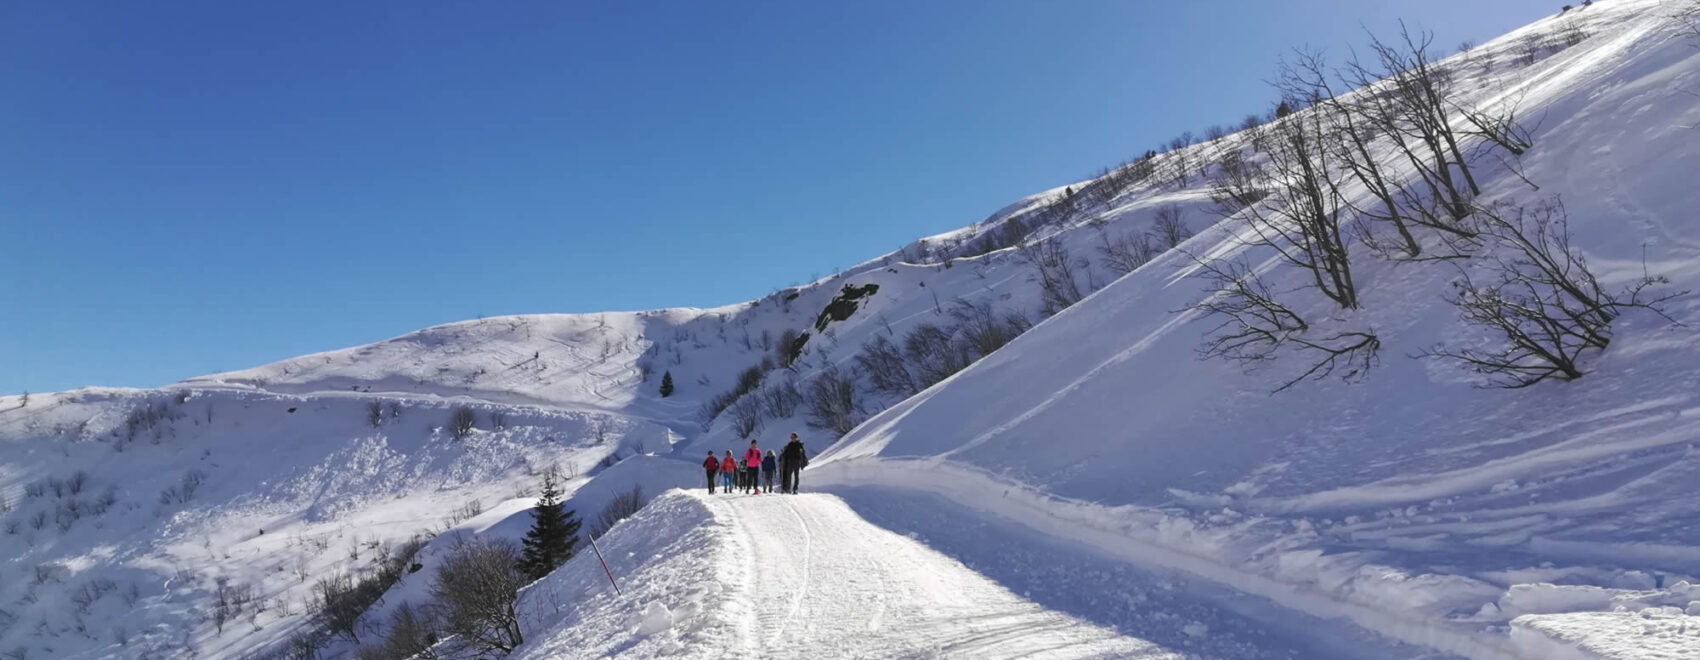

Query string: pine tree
[517,470,581,581]
[659,371,675,398]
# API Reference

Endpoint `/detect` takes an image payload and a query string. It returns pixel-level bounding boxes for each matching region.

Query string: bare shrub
[66,471,88,496]
[1678,1,1700,42]
[904,323,972,387]
[729,395,763,439]
[951,300,1031,359]
[700,363,769,428]
[315,534,428,643]
[804,366,861,436]
[856,335,917,397]
[358,603,439,660]
[1186,256,1380,392]
[432,538,526,655]
[315,573,365,642]
[758,377,804,419]
[1420,199,1684,387]
[1019,240,1088,314]
[159,469,206,506]
[367,402,384,429]
[437,501,483,534]
[1097,229,1157,276]
[1151,204,1193,249]
[212,578,256,633]
[589,485,646,540]
[450,406,477,439]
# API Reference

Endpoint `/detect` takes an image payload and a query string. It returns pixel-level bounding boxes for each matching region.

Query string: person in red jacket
[743,440,763,494]
[703,451,720,494]
[720,450,737,493]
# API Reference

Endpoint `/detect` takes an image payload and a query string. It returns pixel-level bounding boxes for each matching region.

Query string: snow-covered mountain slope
[807,2,1700,658]
[3,1,1698,658]
[0,386,683,657]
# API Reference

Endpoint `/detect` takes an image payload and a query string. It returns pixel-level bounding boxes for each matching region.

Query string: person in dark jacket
[761,450,777,493]
[703,451,720,494]
[780,433,807,494]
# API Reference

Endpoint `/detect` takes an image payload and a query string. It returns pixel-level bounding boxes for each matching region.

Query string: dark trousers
[781,464,801,493]
[706,469,717,493]
[762,469,774,491]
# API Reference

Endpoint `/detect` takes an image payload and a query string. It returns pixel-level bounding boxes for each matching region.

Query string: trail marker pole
[588,535,621,596]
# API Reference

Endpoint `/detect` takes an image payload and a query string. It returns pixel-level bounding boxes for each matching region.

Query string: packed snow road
[709,491,1166,659]
[513,488,1445,659]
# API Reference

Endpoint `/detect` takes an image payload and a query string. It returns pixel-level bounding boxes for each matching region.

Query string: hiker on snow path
[780,433,808,494]
[744,440,763,494]
[762,450,777,493]
[721,450,737,493]
[704,451,720,494]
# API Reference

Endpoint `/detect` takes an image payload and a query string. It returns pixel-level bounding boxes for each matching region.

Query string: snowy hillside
[3,1,1699,658]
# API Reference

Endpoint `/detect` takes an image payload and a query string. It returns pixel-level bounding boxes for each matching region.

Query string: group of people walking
[704,433,809,495]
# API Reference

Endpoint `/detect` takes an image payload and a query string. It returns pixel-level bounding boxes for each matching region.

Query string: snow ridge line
[811,458,1519,660]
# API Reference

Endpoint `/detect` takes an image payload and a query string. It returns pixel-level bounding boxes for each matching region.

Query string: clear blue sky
[1,0,1557,394]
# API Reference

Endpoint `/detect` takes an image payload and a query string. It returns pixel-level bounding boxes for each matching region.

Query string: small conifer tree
[660,371,675,398]
[517,469,581,580]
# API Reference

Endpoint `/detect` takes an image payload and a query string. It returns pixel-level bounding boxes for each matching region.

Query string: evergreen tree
[517,470,581,580]
[659,371,675,398]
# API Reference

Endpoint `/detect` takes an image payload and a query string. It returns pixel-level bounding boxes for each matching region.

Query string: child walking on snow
[762,450,777,493]
[720,450,736,493]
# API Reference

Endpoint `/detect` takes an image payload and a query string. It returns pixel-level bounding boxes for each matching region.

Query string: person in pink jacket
[720,450,736,493]
[743,440,764,494]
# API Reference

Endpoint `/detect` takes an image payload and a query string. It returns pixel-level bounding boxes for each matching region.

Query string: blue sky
[1,1,1559,394]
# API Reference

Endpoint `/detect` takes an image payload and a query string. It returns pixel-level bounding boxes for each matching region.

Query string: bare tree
[1420,199,1684,387]
[1151,204,1192,249]
[1344,24,1482,230]
[1277,49,1424,259]
[1456,86,1538,158]
[1019,240,1088,314]
[1186,256,1380,392]
[855,335,918,397]
[1210,92,1359,309]
[432,538,526,655]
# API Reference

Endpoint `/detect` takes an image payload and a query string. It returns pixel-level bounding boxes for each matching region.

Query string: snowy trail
[700,491,1174,659]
